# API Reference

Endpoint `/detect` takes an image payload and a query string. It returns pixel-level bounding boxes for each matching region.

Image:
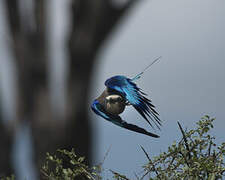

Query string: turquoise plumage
[91,57,162,137]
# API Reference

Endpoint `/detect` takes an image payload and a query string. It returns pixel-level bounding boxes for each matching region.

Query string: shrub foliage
[41,116,225,180]
[139,115,225,180]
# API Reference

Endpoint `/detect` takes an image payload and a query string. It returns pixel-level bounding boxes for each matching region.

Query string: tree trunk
[1,0,137,178]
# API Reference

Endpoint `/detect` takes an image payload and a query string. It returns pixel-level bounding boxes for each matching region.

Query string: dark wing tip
[147,132,160,138]
[119,119,160,138]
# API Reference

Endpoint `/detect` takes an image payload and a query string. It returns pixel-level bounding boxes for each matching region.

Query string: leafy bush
[42,149,102,180]
[139,115,225,180]
[41,115,225,180]
[0,175,15,180]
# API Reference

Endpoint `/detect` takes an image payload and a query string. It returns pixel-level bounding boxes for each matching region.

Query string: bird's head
[105,94,126,115]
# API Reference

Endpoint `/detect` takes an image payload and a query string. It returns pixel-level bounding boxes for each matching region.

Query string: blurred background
[0,0,225,179]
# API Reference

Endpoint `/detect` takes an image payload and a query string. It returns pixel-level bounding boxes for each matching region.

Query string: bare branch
[140,146,160,179]
[177,121,191,160]
[110,169,131,180]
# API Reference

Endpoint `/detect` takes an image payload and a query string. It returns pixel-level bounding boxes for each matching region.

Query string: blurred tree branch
[1,0,137,178]
[0,95,13,177]
[67,0,136,163]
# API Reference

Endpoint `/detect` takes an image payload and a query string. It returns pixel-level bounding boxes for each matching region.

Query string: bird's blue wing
[105,75,161,129]
[91,100,159,138]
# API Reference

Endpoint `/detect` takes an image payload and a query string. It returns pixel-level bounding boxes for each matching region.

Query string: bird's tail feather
[131,56,162,81]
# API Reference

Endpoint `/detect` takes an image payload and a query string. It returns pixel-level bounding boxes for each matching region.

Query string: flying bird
[91,57,162,138]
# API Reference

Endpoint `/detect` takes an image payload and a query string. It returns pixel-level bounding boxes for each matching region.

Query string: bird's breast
[95,89,126,115]
[105,94,126,115]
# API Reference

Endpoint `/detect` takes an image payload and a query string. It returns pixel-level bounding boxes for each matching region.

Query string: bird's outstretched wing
[91,100,159,138]
[105,75,161,129]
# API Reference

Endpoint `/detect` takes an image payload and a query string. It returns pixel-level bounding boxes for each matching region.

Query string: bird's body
[91,57,162,137]
[96,88,126,115]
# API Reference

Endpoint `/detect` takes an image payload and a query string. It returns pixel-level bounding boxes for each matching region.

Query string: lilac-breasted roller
[91,57,162,138]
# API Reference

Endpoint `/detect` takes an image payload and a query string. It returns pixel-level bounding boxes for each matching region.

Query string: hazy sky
[89,0,225,178]
[1,0,225,179]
